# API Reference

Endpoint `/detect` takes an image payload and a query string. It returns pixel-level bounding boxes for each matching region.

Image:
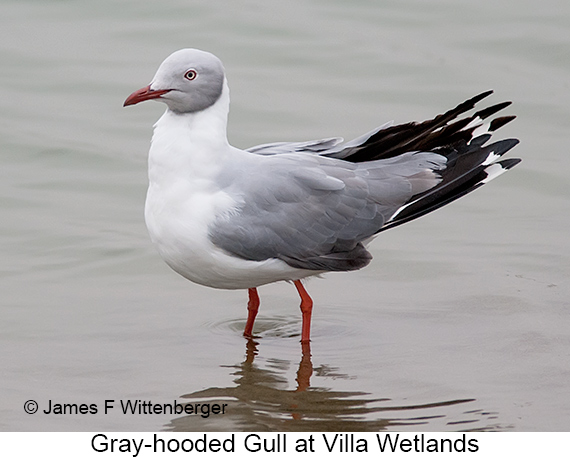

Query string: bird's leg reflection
[243,338,313,394]
[244,337,259,365]
[238,337,313,420]
[296,341,313,392]
[173,337,487,431]
[291,341,313,419]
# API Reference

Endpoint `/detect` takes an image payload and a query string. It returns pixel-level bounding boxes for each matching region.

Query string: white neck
[148,79,231,187]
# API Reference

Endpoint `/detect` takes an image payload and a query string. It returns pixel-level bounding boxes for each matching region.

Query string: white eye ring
[184,69,198,81]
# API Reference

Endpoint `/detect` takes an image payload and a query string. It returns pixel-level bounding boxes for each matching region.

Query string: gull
[124,49,520,343]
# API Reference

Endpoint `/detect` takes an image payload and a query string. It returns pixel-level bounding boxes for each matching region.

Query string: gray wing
[244,121,393,157]
[245,137,344,155]
[229,92,520,270]
[210,151,445,271]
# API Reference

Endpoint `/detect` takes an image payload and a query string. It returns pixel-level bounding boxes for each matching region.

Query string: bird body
[145,98,322,289]
[125,49,520,342]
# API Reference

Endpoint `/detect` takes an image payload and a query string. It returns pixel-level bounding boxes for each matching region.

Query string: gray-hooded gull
[124,48,520,343]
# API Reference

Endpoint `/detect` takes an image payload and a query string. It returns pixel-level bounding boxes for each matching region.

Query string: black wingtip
[471,90,494,104]
[452,91,495,115]
[475,101,512,120]
[341,89,516,163]
[498,157,522,170]
[479,138,520,161]
[489,115,516,132]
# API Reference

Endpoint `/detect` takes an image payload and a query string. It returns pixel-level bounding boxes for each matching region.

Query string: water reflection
[166,338,503,432]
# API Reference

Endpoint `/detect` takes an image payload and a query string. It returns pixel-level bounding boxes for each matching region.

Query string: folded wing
[212,92,520,271]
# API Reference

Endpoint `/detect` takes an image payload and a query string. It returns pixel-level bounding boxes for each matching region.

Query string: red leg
[294,280,313,343]
[243,287,260,337]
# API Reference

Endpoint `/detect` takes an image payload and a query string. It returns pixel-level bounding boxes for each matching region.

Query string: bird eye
[184,69,198,81]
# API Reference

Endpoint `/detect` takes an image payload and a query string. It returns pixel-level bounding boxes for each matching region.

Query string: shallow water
[1,0,569,432]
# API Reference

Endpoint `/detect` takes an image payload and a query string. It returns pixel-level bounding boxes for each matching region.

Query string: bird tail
[380,140,520,232]
[364,91,522,233]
